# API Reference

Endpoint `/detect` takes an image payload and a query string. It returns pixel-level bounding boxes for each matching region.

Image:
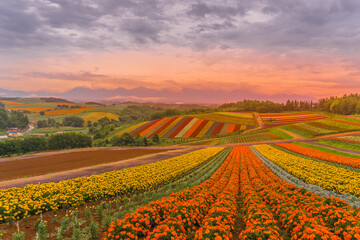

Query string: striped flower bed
[127,116,251,138]
[260,113,328,124]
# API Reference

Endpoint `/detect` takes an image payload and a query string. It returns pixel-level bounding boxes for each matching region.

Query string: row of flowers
[243,146,360,239]
[0,147,224,223]
[104,147,239,239]
[276,143,360,168]
[238,146,283,239]
[254,144,360,197]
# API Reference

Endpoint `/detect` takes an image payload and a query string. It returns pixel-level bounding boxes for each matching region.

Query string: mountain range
[0,87,317,104]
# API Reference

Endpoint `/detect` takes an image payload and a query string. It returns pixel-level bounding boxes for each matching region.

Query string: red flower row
[104,148,237,240]
[242,146,360,239]
[276,143,360,168]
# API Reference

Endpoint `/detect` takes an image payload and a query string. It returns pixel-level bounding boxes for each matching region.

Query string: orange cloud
[1,46,360,99]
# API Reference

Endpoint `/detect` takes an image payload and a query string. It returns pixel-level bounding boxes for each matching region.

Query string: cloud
[1,0,359,53]
[24,71,108,81]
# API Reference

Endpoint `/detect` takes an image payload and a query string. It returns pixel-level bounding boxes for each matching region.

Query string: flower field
[254,144,360,197]
[3,101,79,113]
[260,112,327,124]
[127,116,253,138]
[239,146,360,239]
[216,131,281,145]
[332,136,360,143]
[44,107,98,115]
[105,147,240,240]
[0,100,25,106]
[189,112,255,125]
[276,142,360,168]
[103,146,360,239]
[0,147,223,223]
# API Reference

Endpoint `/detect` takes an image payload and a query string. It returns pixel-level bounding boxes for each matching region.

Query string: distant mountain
[0,87,317,104]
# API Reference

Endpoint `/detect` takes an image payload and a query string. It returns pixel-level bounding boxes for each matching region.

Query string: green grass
[270,128,293,139]
[6,99,42,104]
[7,104,59,109]
[317,139,360,152]
[333,115,360,124]
[28,112,87,123]
[281,125,314,138]
[84,105,127,114]
[216,112,254,118]
[28,105,127,123]
[293,141,360,159]
[30,127,88,134]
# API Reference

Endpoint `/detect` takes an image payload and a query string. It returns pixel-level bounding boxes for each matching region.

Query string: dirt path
[278,129,303,140]
[0,148,201,189]
[242,112,264,134]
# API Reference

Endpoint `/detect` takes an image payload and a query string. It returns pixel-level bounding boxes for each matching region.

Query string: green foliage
[151,133,160,144]
[0,133,92,157]
[92,123,116,140]
[85,208,92,219]
[318,93,360,115]
[101,215,112,230]
[0,108,29,130]
[330,99,340,113]
[47,132,92,150]
[37,220,47,240]
[150,109,181,120]
[37,120,48,128]
[89,221,98,239]
[111,132,134,146]
[0,135,47,156]
[117,105,156,123]
[220,100,284,112]
[59,216,70,235]
[62,116,84,127]
[11,231,25,240]
[72,228,81,240]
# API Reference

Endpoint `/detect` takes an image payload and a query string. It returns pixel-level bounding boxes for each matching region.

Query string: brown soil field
[0,149,168,182]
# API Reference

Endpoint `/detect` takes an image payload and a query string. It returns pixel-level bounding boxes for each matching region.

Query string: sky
[1,0,360,102]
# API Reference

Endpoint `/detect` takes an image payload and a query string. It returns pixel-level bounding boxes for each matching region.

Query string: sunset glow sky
[1,0,360,101]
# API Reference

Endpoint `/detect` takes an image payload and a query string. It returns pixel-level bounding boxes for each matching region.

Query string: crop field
[0,149,170,182]
[6,106,54,113]
[44,107,98,115]
[3,108,360,239]
[81,112,119,123]
[280,118,360,138]
[189,112,255,125]
[216,131,282,145]
[0,100,25,106]
[1,142,360,238]
[260,112,328,124]
[127,115,253,138]
[2,100,79,113]
[276,142,360,168]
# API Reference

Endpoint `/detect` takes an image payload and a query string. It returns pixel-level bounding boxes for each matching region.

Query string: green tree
[330,99,340,113]
[62,116,84,127]
[151,133,160,145]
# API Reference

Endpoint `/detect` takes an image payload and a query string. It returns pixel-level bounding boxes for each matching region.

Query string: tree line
[0,103,29,130]
[0,132,92,157]
[37,116,85,128]
[219,94,360,115]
